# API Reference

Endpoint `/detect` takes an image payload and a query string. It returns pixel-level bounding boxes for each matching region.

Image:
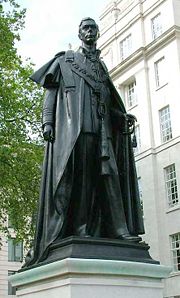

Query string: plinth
[9,237,172,298]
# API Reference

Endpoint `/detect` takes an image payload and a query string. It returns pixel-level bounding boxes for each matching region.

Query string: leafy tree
[0,0,44,246]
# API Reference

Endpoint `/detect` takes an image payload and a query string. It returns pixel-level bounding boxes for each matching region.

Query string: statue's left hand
[125,113,137,128]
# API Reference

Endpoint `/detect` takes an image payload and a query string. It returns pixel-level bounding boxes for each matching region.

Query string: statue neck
[81,43,97,54]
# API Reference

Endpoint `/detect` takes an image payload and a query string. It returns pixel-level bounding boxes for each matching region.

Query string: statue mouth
[85,34,95,39]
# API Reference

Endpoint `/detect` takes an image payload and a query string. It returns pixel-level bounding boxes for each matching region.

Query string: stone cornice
[134,136,180,163]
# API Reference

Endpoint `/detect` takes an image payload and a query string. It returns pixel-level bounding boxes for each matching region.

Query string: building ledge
[166,205,180,214]
[109,25,180,80]
[134,136,180,162]
[155,82,168,92]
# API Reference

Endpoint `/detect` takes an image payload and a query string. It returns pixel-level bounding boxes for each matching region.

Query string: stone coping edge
[9,258,172,287]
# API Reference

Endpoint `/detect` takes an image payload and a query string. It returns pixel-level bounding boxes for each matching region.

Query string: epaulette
[55,50,75,90]
[65,50,74,62]
[54,51,66,58]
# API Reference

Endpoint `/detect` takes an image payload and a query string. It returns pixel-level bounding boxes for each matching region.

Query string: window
[120,34,132,60]
[159,106,172,143]
[170,233,180,272]
[151,13,162,40]
[126,81,137,108]
[8,271,16,295]
[8,238,23,262]
[164,164,178,208]
[154,57,166,88]
[138,177,144,214]
[138,177,142,199]
[133,125,141,154]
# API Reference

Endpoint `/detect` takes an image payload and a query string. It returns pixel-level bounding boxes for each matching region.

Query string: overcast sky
[17,0,110,69]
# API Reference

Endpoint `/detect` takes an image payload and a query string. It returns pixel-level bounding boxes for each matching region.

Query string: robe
[27,49,144,265]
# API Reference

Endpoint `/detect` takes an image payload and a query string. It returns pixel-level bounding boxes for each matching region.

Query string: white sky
[16,0,110,69]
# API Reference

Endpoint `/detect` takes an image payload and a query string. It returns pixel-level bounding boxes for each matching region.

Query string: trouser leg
[71,133,98,236]
[100,174,129,238]
[99,140,129,238]
[66,135,130,238]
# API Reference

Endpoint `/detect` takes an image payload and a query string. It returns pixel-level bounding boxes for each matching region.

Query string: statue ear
[78,33,82,40]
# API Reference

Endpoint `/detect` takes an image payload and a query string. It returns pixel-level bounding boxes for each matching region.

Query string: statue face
[79,19,99,45]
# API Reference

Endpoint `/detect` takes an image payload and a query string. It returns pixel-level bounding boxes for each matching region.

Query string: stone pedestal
[9,258,171,298]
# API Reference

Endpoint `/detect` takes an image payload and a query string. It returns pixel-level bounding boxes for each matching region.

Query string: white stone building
[98,0,180,297]
[0,232,23,297]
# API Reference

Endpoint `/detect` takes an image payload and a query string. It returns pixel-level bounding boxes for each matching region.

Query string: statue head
[78,17,100,46]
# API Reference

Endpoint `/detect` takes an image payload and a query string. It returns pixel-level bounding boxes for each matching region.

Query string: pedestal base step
[22,236,159,271]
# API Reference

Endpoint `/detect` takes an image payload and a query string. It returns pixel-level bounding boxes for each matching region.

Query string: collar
[78,46,101,61]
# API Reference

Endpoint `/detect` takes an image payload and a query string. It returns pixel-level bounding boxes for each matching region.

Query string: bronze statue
[27,18,144,266]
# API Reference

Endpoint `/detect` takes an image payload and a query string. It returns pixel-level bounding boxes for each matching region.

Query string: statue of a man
[28,17,144,265]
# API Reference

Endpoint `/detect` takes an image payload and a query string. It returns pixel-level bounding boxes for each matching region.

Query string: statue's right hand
[43,124,54,142]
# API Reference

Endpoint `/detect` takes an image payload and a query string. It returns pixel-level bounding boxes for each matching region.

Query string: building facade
[0,232,23,297]
[98,0,180,297]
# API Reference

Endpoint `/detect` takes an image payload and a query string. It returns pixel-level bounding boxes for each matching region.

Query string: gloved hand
[43,124,54,142]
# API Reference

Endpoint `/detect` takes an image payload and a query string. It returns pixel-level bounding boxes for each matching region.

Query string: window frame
[137,177,144,215]
[126,80,137,108]
[120,34,132,61]
[154,56,166,88]
[164,163,179,209]
[151,13,162,40]
[133,124,141,155]
[8,238,23,262]
[159,105,172,143]
[170,233,180,272]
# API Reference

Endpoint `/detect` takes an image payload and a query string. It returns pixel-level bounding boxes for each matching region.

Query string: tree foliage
[0,0,44,245]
